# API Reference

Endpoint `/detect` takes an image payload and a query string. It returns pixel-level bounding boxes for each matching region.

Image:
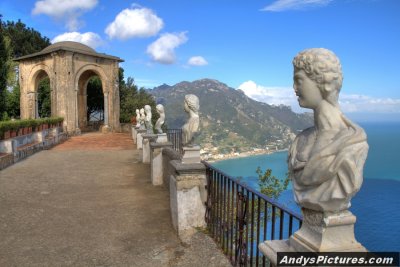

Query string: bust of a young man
[288,48,369,212]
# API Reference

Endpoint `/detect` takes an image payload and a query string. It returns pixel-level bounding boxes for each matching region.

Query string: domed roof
[14,41,123,62]
[42,41,96,53]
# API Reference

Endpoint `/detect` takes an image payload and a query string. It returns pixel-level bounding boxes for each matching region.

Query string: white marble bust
[288,48,369,212]
[144,105,153,133]
[135,109,140,127]
[155,104,165,134]
[182,94,200,146]
[139,108,146,130]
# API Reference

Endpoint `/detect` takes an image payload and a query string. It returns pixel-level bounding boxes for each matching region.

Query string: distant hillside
[149,79,312,156]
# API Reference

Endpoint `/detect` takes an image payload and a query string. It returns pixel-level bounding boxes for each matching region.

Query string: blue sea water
[212,121,400,251]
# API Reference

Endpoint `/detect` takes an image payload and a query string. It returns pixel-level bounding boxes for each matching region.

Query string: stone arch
[26,64,53,118]
[15,41,123,134]
[74,64,109,131]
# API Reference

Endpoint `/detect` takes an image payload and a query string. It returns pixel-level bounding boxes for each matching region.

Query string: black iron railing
[203,161,303,267]
[166,129,183,154]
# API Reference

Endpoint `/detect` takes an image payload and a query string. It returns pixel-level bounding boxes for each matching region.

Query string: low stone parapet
[0,126,67,170]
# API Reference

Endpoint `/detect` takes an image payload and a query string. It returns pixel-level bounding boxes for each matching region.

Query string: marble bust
[182,94,200,146]
[144,105,153,133]
[288,48,369,212]
[135,109,140,127]
[139,108,146,130]
[155,104,165,134]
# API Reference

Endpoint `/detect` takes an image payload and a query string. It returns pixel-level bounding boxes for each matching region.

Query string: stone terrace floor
[0,132,231,267]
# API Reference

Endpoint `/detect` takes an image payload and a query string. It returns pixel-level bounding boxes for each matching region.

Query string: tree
[0,15,8,120]
[37,78,51,117]
[256,167,290,200]
[86,76,103,121]
[119,68,158,127]
[1,18,51,120]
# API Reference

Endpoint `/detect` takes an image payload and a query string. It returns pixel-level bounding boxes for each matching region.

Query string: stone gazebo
[15,41,124,134]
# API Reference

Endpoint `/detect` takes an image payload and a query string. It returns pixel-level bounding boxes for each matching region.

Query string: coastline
[204,148,288,163]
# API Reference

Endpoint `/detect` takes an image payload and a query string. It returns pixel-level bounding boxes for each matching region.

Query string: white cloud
[238,80,299,110]
[105,6,163,40]
[339,94,400,113]
[146,32,188,64]
[32,0,98,31]
[238,80,400,114]
[52,32,103,49]
[188,56,208,66]
[261,0,332,12]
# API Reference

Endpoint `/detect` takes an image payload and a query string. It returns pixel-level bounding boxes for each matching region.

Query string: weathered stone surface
[182,94,200,146]
[136,129,147,149]
[142,134,157,163]
[169,160,207,241]
[150,142,173,186]
[182,145,201,164]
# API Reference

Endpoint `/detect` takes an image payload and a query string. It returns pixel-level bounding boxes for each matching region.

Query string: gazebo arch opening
[31,69,51,118]
[77,70,105,132]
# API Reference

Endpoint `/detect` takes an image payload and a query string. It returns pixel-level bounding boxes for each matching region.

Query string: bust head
[184,94,200,114]
[140,108,145,115]
[293,48,343,107]
[144,105,151,114]
[156,104,164,114]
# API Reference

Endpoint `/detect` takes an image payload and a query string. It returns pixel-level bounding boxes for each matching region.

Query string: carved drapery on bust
[144,105,153,133]
[182,94,200,146]
[288,48,369,213]
[139,108,146,130]
[155,104,165,134]
[135,109,140,127]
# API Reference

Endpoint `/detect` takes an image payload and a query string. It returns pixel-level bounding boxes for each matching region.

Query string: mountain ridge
[149,78,312,158]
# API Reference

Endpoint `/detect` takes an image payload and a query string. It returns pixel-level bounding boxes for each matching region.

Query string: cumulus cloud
[52,32,103,49]
[188,56,208,66]
[238,80,400,114]
[146,32,188,64]
[105,6,163,40]
[261,0,332,12]
[32,0,98,31]
[238,80,299,109]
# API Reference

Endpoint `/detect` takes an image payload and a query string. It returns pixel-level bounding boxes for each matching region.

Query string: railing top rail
[202,160,303,221]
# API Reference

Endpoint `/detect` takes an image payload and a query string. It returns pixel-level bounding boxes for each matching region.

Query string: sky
[1,0,400,121]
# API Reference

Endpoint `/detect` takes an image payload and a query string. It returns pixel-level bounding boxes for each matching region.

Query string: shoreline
[204,148,288,163]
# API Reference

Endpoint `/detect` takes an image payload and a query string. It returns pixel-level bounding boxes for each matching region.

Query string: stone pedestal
[150,141,173,185]
[169,160,206,241]
[156,133,168,143]
[136,129,147,150]
[131,126,139,144]
[182,145,201,164]
[142,134,157,163]
[101,125,111,133]
[259,208,366,267]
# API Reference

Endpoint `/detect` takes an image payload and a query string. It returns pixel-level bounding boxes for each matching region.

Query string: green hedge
[0,117,64,138]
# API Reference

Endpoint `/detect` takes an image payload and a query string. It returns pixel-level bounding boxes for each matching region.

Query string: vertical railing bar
[271,206,276,240]
[262,201,267,267]
[234,182,239,265]
[230,179,235,263]
[279,209,284,240]
[222,175,227,251]
[256,197,261,267]
[289,215,293,237]
[245,189,250,267]
[250,192,254,266]
[226,178,231,260]
[213,169,217,238]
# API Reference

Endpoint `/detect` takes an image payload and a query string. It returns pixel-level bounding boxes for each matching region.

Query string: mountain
[149,79,313,156]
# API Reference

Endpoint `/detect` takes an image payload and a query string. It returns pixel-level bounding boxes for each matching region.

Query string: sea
[212,121,400,251]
